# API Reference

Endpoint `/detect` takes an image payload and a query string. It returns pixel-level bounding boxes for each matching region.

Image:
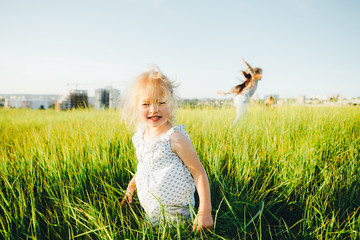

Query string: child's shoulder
[170,125,194,153]
[171,125,191,142]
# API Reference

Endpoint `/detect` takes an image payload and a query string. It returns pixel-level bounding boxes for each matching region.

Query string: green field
[1,106,360,239]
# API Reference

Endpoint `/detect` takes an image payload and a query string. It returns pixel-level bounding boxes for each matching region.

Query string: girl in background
[121,66,213,233]
[218,58,263,124]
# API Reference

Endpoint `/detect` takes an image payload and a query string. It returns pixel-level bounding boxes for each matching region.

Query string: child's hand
[217,91,225,96]
[193,212,214,234]
[121,184,136,205]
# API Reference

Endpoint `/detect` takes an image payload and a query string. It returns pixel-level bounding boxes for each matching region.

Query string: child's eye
[159,102,166,105]
[141,103,149,106]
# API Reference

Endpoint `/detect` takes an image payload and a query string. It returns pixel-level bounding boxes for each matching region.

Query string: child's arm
[171,132,214,233]
[241,57,255,78]
[217,87,237,96]
[121,174,136,205]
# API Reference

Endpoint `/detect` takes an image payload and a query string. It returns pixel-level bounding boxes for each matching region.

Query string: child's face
[138,96,171,128]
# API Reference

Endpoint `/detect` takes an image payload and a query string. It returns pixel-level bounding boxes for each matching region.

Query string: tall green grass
[0,106,359,239]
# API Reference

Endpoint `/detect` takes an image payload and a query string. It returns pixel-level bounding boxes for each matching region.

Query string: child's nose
[149,104,159,113]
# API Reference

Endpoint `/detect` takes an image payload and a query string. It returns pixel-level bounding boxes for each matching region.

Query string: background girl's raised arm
[241,58,255,78]
[217,86,238,96]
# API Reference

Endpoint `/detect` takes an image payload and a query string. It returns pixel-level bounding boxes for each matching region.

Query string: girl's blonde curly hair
[122,66,178,128]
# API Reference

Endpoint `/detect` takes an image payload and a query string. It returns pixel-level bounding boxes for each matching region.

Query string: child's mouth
[148,116,161,120]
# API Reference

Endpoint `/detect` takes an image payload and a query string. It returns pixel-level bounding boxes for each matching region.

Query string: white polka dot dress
[133,125,195,226]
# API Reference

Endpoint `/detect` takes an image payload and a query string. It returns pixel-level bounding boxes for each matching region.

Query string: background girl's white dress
[233,80,259,123]
[133,125,195,225]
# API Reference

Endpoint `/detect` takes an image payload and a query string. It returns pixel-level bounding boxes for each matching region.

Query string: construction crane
[66,83,88,90]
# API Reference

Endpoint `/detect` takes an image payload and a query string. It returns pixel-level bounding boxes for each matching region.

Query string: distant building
[56,90,88,110]
[276,99,290,106]
[3,94,59,109]
[297,95,305,105]
[94,87,120,110]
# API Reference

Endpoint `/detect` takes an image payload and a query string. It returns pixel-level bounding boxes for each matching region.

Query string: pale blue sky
[1,0,359,99]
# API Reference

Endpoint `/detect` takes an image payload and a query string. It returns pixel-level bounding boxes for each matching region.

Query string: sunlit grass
[0,106,359,239]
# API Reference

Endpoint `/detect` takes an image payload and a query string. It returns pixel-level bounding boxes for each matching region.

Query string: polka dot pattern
[133,125,195,226]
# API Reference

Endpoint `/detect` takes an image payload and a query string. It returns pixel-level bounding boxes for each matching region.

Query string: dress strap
[171,125,191,141]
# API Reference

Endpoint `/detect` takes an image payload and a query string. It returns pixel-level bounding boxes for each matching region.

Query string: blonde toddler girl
[121,66,213,233]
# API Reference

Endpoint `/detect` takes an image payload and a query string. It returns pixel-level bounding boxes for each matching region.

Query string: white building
[4,95,59,109]
[95,87,120,110]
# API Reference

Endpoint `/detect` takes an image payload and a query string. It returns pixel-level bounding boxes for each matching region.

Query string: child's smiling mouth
[148,116,161,120]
